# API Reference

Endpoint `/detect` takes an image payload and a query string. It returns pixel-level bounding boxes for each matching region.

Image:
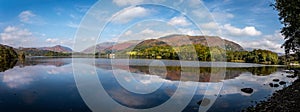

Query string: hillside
[105,40,142,51]
[82,42,116,53]
[140,35,244,51]
[17,47,71,57]
[39,45,72,53]
[84,35,244,53]
[0,44,18,61]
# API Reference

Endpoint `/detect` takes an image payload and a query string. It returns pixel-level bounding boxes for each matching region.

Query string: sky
[0,0,285,53]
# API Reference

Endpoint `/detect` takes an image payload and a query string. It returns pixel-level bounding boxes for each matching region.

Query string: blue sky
[0,0,285,53]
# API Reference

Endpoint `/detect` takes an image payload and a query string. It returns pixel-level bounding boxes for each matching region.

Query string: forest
[18,48,71,57]
[113,44,279,65]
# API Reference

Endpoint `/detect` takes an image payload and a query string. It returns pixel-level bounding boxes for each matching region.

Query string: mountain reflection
[0,58,294,112]
[0,57,71,72]
[95,64,278,82]
[1,58,279,83]
[19,57,71,67]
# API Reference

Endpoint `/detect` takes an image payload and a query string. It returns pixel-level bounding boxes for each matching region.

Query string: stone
[287,75,297,78]
[241,88,254,94]
[273,79,280,82]
[269,83,274,87]
[279,81,287,85]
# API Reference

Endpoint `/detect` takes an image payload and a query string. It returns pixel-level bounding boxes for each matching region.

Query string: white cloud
[46,38,59,43]
[212,12,234,20]
[0,26,39,47]
[222,24,262,36]
[138,28,162,39]
[0,26,32,41]
[112,6,149,24]
[191,9,210,19]
[200,22,219,30]
[113,0,144,6]
[168,16,191,26]
[264,30,284,41]
[178,28,201,35]
[124,30,132,36]
[19,10,36,23]
[207,7,235,23]
[240,40,283,53]
[239,31,285,53]
[0,26,73,48]
[188,0,203,8]
[3,26,18,32]
[46,38,74,47]
[18,10,45,25]
[140,28,154,34]
[66,21,79,28]
[119,28,176,41]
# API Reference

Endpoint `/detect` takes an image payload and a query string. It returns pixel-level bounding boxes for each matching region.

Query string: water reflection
[0,58,297,112]
[0,59,17,72]
[0,58,90,112]
[96,64,279,82]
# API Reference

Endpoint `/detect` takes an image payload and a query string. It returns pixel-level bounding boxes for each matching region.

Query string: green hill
[0,44,18,72]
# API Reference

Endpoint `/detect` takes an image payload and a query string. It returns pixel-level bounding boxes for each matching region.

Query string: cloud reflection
[1,64,72,89]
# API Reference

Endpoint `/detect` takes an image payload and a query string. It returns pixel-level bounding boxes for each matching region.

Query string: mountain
[82,40,142,53]
[105,40,142,51]
[15,45,72,56]
[16,47,70,56]
[83,35,244,53]
[82,42,116,53]
[135,35,244,51]
[39,45,72,53]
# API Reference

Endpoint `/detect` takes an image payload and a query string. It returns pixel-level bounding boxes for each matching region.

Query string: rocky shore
[245,69,300,112]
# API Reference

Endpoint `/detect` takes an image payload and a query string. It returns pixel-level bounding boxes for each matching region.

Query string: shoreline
[26,56,287,67]
[245,69,300,111]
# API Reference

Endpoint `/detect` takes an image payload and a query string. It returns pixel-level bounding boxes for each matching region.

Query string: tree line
[19,48,71,57]
[226,49,279,64]
[0,44,22,72]
[112,44,279,65]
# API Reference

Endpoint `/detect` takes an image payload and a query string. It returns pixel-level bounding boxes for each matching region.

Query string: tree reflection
[0,59,17,72]
[0,58,71,72]
[248,66,277,76]
[97,65,279,82]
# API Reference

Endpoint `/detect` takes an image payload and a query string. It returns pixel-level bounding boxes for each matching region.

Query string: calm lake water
[0,58,297,112]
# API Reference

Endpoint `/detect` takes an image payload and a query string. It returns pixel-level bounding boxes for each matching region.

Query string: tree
[273,0,300,54]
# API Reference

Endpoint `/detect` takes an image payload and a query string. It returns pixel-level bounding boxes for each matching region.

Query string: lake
[0,58,297,112]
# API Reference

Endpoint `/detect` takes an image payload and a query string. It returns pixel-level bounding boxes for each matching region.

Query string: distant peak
[38,45,72,53]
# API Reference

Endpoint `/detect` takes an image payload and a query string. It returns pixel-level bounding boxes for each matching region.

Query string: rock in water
[287,75,297,78]
[269,83,274,87]
[279,81,287,85]
[273,79,280,82]
[241,88,253,94]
